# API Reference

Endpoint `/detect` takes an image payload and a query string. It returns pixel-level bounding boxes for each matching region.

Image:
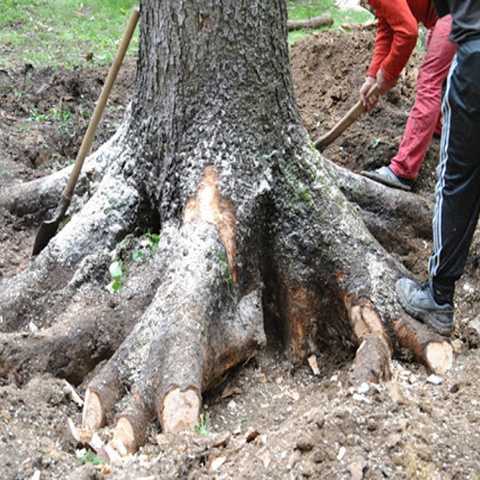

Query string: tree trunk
[0,0,452,458]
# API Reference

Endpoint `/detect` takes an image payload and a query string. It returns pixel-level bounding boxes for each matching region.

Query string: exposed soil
[291,30,439,196]
[0,60,136,277]
[1,30,480,480]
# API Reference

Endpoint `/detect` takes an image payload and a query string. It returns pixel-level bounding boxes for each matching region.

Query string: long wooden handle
[63,7,140,201]
[315,84,379,151]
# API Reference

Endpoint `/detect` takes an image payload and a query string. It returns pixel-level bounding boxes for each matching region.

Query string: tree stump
[0,0,452,458]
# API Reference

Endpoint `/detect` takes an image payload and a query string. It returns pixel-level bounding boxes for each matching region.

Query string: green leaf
[146,232,160,249]
[131,250,145,263]
[109,260,123,279]
[79,450,103,465]
[108,278,122,293]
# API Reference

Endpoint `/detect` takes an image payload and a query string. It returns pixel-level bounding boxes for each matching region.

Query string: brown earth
[1,30,480,480]
[0,60,136,277]
[291,30,439,196]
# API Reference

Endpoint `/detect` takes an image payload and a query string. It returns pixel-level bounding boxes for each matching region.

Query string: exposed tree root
[325,159,433,242]
[82,261,265,455]
[269,147,452,381]
[76,169,266,456]
[0,167,140,332]
[0,120,130,217]
[346,298,393,384]
[393,315,453,375]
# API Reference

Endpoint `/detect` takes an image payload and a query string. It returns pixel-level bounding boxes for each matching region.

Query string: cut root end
[425,341,453,375]
[347,299,393,384]
[394,315,454,375]
[111,418,138,456]
[82,389,105,432]
[160,388,201,433]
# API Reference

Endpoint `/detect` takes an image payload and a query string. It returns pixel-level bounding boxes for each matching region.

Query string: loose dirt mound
[291,30,438,195]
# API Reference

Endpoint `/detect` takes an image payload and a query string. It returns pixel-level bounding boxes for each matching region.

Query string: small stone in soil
[296,436,314,452]
[427,374,443,385]
[357,383,370,395]
[349,457,367,480]
[366,419,377,431]
[315,414,325,429]
[337,446,346,460]
[450,383,460,394]
[245,428,260,443]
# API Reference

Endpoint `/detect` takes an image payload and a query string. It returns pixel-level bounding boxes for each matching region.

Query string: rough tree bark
[0,0,452,458]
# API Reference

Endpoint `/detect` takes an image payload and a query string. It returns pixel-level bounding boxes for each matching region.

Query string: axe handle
[314,84,379,151]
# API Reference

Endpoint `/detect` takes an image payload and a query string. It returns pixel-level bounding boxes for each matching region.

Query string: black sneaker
[361,166,414,192]
[396,278,454,336]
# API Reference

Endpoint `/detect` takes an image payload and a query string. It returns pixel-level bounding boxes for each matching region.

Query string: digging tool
[314,84,379,151]
[32,7,140,256]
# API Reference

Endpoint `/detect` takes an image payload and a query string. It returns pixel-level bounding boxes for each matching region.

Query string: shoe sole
[361,170,412,192]
[396,283,453,336]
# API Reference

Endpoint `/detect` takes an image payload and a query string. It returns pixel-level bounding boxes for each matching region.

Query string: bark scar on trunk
[184,166,237,283]
[276,275,320,364]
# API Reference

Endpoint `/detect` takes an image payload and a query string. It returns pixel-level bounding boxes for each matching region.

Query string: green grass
[0,0,373,69]
[0,0,138,68]
[287,0,373,44]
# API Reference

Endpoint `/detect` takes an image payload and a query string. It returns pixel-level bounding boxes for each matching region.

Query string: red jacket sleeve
[367,16,394,78]
[367,0,419,83]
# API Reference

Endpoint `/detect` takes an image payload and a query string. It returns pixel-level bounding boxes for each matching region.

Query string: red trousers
[390,15,456,180]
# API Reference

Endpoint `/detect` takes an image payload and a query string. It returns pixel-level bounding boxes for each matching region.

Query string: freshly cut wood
[394,315,453,375]
[308,355,320,376]
[82,273,266,456]
[287,14,334,31]
[161,388,201,433]
[347,299,392,384]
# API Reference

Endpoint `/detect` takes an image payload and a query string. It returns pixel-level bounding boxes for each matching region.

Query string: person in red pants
[359,0,456,191]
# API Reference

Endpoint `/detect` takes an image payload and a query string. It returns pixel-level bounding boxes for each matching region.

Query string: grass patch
[0,0,138,69]
[287,0,373,44]
[0,0,373,69]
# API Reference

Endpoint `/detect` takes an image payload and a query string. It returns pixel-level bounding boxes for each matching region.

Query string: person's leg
[397,40,480,335]
[390,15,456,180]
[429,41,480,303]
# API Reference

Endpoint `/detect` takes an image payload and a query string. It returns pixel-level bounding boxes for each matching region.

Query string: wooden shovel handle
[63,7,140,201]
[314,84,379,151]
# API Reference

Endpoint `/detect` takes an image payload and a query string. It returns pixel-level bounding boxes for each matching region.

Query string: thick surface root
[0,114,130,217]
[0,167,140,332]
[80,193,265,454]
[325,159,433,242]
[82,256,265,454]
[271,146,452,378]
[394,315,453,375]
[347,298,393,384]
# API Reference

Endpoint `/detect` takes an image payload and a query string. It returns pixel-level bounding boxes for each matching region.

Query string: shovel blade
[32,196,70,257]
[32,218,61,256]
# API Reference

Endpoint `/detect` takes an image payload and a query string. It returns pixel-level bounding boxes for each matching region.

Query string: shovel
[314,84,379,151]
[32,7,140,256]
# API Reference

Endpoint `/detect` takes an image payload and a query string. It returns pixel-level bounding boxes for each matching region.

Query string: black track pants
[429,38,480,300]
